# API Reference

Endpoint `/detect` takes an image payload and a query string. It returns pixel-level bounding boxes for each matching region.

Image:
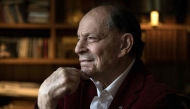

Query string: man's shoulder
[142,74,175,96]
[143,73,175,94]
[132,73,183,108]
[130,58,176,94]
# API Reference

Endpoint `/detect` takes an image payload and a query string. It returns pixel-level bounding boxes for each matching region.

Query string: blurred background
[0,0,189,108]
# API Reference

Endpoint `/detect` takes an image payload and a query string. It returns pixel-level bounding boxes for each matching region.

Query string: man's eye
[88,37,98,42]
[88,37,96,39]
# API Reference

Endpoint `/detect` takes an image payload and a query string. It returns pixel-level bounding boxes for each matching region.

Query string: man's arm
[37,67,89,109]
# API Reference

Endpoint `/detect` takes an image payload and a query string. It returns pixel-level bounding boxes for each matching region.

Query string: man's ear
[118,33,133,57]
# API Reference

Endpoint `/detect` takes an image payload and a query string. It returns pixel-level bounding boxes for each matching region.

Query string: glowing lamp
[150,11,159,26]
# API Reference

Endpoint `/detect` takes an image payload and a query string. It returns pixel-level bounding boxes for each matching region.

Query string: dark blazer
[47,59,184,109]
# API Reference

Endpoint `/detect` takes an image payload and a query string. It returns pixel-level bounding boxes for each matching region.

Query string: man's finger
[69,68,90,80]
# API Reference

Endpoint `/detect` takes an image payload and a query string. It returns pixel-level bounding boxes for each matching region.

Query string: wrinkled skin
[38,67,89,109]
[37,6,134,109]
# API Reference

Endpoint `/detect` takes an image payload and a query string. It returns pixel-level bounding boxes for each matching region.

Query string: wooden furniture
[141,24,188,63]
[0,1,189,108]
[0,0,82,83]
[0,0,189,92]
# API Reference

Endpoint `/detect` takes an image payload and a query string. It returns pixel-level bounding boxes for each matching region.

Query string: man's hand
[37,67,89,109]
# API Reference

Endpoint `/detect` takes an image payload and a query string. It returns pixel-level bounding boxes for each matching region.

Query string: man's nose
[75,39,88,54]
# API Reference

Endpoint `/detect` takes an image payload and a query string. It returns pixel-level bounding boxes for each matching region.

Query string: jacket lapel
[63,59,147,109]
[79,80,97,109]
[109,59,146,109]
[63,79,97,109]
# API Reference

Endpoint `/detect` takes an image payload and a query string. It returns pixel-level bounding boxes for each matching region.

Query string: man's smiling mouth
[79,59,94,65]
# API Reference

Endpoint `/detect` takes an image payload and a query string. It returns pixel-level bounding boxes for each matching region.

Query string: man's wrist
[37,98,57,109]
[35,103,58,109]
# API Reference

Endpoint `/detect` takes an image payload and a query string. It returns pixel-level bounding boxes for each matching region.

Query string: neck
[98,56,135,88]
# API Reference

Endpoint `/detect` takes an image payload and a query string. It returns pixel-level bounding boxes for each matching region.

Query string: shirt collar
[91,58,135,97]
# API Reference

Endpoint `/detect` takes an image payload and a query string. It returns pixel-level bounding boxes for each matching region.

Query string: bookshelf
[0,58,79,64]
[0,0,79,64]
[0,0,79,87]
[0,1,189,108]
[0,0,189,86]
[0,0,188,64]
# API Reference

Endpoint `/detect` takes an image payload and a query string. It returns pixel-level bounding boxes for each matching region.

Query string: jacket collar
[109,58,146,109]
[63,58,146,109]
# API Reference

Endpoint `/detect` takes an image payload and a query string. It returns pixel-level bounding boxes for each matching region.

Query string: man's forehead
[77,6,112,36]
[82,13,105,23]
[78,17,107,32]
[89,6,112,16]
[81,6,110,23]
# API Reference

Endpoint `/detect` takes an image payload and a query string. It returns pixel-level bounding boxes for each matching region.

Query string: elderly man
[37,3,184,109]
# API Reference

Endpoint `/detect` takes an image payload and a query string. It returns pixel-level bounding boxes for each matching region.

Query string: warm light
[150,11,159,26]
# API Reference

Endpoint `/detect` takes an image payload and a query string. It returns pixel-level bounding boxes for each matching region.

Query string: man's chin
[81,68,93,76]
[81,68,89,73]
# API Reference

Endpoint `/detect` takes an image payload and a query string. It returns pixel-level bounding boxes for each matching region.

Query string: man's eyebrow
[78,32,90,37]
